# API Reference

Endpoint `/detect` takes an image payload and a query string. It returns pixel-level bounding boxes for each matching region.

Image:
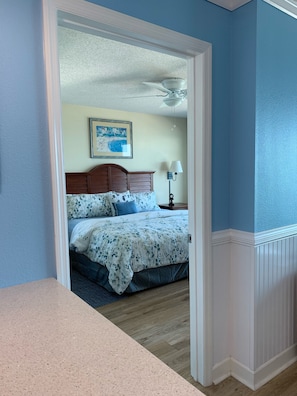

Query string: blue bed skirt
[70,251,189,294]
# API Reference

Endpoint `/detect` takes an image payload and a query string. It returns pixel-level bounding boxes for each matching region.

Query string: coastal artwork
[89,118,133,159]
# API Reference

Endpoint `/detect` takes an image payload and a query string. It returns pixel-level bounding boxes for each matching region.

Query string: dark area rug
[71,269,126,308]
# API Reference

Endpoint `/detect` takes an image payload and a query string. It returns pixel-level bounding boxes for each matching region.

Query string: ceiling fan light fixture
[163,95,183,107]
[162,78,186,91]
[140,78,187,108]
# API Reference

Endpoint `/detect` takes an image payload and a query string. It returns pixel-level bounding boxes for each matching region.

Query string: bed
[66,163,189,294]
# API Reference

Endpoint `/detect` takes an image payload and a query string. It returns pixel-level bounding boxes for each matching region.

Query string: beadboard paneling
[212,227,297,390]
[255,236,297,368]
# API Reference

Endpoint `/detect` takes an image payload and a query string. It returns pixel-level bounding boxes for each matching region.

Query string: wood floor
[96,279,297,395]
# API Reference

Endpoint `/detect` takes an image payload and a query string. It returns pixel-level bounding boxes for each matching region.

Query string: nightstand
[159,203,188,210]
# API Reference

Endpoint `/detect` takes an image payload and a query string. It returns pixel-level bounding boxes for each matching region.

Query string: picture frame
[89,118,133,159]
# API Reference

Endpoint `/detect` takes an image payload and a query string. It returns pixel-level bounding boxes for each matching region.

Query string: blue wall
[2,0,297,287]
[230,1,257,232]
[229,0,297,233]
[0,0,56,287]
[255,1,297,232]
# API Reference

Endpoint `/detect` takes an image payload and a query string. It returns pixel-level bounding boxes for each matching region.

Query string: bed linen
[70,251,189,294]
[69,210,188,294]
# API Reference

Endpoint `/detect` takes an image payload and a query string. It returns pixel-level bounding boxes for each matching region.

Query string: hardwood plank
[96,279,297,395]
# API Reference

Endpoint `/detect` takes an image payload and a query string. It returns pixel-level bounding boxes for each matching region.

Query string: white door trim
[187,50,213,385]
[42,0,213,386]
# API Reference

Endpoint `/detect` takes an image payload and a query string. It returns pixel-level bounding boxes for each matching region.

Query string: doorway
[42,0,212,387]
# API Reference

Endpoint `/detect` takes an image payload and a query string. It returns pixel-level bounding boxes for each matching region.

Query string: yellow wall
[62,103,187,204]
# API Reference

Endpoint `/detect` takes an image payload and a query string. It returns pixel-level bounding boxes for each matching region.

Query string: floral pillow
[66,193,112,219]
[131,191,161,212]
[107,191,134,216]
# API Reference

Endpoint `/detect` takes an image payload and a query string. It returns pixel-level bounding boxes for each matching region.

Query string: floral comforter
[69,210,188,294]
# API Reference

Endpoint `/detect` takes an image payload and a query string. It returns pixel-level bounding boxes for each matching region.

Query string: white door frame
[42,0,213,386]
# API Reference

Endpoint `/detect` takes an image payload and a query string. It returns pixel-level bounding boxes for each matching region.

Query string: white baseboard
[213,345,297,390]
[230,358,255,389]
[254,344,297,390]
[212,358,231,385]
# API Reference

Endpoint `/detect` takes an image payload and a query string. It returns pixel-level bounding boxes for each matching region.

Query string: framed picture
[89,118,133,159]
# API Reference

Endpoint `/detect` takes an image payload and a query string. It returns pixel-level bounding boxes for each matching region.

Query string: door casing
[42,0,213,386]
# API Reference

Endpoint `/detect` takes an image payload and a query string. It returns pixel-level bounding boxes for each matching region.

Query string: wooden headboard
[66,163,155,194]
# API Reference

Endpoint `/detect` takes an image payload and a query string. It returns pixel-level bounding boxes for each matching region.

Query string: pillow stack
[66,190,161,219]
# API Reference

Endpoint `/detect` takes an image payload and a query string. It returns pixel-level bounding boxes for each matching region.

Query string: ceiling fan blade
[142,82,172,94]
[123,94,167,99]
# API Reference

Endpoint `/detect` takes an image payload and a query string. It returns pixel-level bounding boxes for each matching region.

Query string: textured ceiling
[207,0,251,10]
[58,27,188,118]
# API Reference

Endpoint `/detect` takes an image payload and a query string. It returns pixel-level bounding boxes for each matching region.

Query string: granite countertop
[0,278,205,395]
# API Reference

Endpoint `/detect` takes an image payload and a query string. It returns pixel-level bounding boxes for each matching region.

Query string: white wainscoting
[212,226,297,390]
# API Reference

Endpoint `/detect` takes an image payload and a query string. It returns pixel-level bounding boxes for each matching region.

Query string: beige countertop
[0,278,205,395]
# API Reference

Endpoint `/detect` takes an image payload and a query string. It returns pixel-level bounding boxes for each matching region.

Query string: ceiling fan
[141,78,187,107]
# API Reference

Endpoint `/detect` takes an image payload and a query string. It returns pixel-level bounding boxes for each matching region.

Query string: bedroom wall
[1,0,231,288]
[62,104,187,204]
[0,0,56,288]
[230,0,297,233]
[255,1,297,232]
[230,1,256,233]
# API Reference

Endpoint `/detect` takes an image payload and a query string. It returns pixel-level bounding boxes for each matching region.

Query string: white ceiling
[58,27,188,118]
[210,0,297,14]
[207,0,252,10]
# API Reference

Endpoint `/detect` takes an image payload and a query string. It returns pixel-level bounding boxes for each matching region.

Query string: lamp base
[169,193,174,207]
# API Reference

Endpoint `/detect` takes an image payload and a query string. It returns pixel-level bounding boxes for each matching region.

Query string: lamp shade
[170,160,183,174]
